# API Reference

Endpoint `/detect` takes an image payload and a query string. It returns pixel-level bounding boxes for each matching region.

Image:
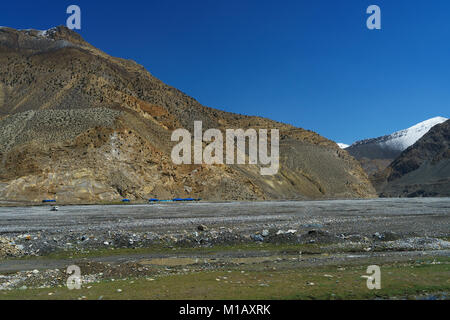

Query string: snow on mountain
[0,26,57,38]
[350,116,448,151]
[337,143,349,149]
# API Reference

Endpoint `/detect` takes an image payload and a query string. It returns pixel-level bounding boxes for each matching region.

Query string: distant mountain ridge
[346,117,448,160]
[344,117,448,177]
[372,119,450,197]
[337,143,349,149]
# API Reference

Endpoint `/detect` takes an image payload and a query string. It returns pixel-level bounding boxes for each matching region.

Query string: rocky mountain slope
[346,117,447,175]
[372,120,450,197]
[0,26,376,203]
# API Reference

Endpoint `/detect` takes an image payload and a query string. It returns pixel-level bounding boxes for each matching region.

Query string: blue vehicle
[122,199,131,203]
[42,200,56,203]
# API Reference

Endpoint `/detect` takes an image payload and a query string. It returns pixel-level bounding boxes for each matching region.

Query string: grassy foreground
[1,257,449,300]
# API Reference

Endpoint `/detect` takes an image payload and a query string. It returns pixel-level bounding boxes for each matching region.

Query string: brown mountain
[0,26,376,203]
[372,120,450,197]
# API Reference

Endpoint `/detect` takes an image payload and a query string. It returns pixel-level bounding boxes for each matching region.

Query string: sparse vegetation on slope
[0,26,376,203]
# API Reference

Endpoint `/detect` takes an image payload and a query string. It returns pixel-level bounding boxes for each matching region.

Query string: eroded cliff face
[0,26,376,203]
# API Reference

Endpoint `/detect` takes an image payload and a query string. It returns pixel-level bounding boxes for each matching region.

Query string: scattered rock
[252,234,264,242]
[0,237,24,258]
[373,232,384,240]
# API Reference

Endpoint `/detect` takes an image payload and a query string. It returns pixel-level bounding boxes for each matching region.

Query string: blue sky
[1,0,449,144]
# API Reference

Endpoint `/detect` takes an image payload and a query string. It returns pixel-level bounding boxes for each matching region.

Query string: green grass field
[2,257,449,300]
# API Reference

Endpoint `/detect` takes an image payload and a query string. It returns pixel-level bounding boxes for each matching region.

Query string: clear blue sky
[1,0,449,144]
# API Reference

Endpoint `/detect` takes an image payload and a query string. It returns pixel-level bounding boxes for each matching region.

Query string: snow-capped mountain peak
[345,116,448,160]
[351,116,448,151]
[386,116,448,149]
[337,143,350,149]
